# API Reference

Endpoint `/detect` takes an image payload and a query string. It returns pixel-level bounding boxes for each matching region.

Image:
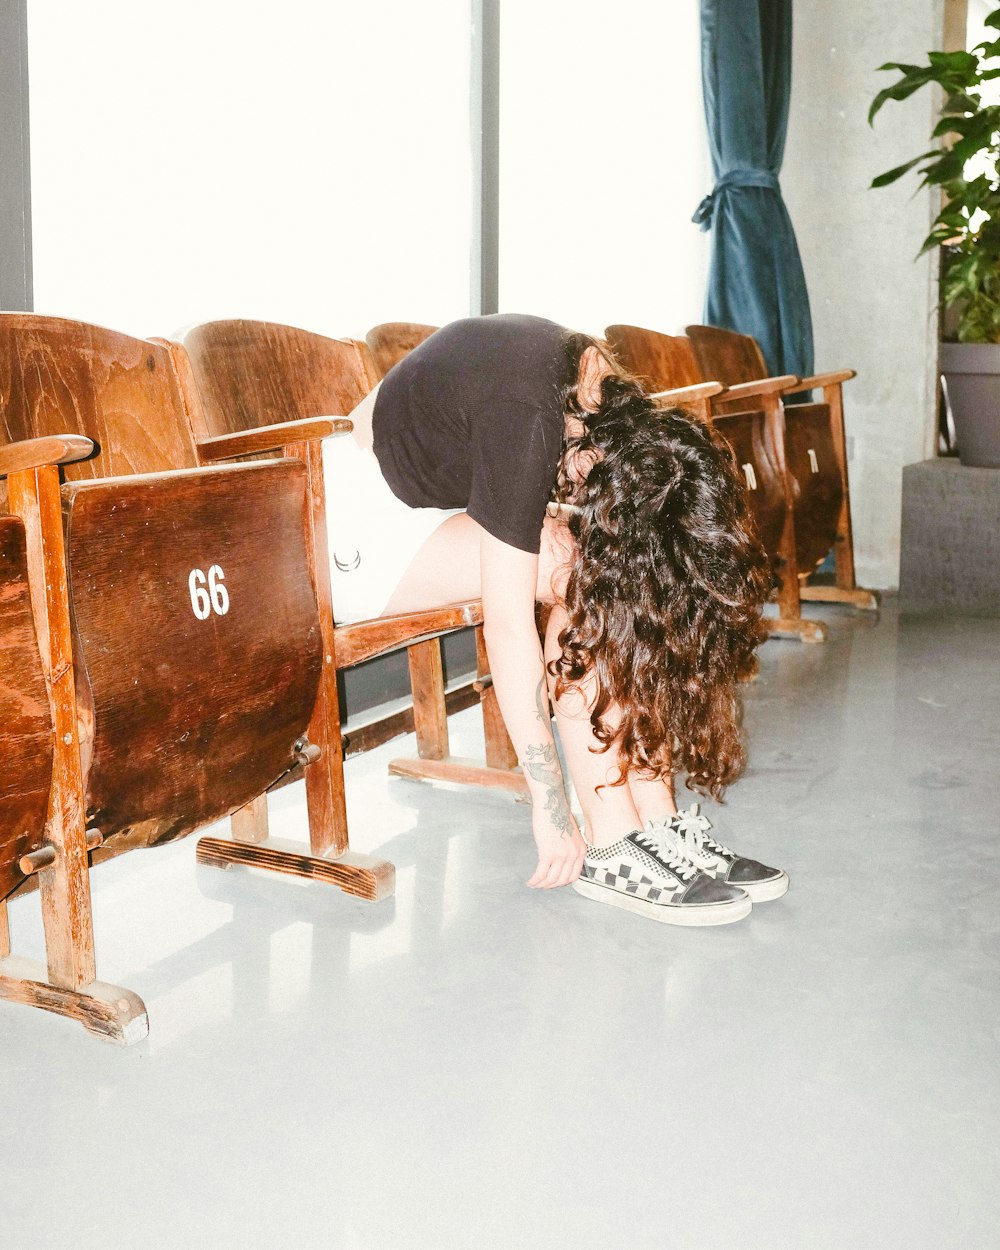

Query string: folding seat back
[605,322,704,393]
[178,320,377,441]
[605,323,787,561]
[685,323,845,575]
[682,324,768,401]
[365,322,438,378]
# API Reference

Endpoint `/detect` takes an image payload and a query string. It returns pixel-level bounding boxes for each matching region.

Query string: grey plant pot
[940,342,1000,468]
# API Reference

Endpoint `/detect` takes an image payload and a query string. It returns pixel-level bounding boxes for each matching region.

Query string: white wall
[783,0,944,589]
[499,0,710,338]
[27,0,474,340]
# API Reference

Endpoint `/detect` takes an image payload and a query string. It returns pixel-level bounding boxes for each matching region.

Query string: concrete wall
[783,0,945,589]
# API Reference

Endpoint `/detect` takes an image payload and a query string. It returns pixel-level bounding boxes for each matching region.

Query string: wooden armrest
[791,369,856,391]
[197,417,353,462]
[648,381,724,405]
[335,600,484,668]
[721,375,799,401]
[0,434,94,479]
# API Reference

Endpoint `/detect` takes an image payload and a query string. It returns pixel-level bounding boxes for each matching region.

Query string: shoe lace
[633,829,699,881]
[672,804,733,860]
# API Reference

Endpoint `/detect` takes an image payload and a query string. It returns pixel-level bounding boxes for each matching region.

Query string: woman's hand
[527,802,587,888]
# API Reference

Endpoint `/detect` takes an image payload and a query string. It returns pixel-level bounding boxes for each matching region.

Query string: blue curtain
[693,0,814,378]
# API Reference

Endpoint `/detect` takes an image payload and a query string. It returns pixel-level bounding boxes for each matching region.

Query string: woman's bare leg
[542,603,643,848]
[626,773,678,825]
[383,512,573,615]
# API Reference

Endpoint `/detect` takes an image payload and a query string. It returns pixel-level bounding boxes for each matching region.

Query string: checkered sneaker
[646,805,789,903]
[573,829,751,926]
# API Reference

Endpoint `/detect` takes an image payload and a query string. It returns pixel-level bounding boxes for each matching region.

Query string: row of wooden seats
[368,320,878,642]
[0,311,876,1045]
[0,315,523,1045]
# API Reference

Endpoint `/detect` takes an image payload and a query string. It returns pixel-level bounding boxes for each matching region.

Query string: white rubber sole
[736,872,789,903]
[573,878,752,927]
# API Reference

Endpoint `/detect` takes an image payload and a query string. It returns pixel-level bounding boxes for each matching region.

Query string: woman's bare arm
[479,530,586,888]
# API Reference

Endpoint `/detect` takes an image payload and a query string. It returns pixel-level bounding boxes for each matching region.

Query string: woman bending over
[324,314,783,926]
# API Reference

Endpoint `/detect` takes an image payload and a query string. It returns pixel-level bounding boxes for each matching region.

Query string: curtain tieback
[692,169,780,231]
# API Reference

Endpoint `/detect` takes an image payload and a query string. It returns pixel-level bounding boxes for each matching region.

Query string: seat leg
[408,637,449,759]
[301,651,350,859]
[767,441,829,644]
[231,793,269,844]
[818,381,877,610]
[770,558,828,642]
[833,519,858,589]
[476,626,518,771]
[388,631,528,798]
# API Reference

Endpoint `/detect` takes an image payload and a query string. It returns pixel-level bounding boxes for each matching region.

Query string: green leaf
[922,154,966,186]
[941,92,981,114]
[932,115,974,137]
[943,130,996,165]
[984,9,1000,30]
[928,50,978,74]
[868,69,939,123]
[870,151,939,187]
[959,176,995,211]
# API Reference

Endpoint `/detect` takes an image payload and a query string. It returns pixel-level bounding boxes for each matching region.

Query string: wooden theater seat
[605,323,825,642]
[685,323,877,612]
[0,314,394,1043]
[365,321,438,378]
[171,320,524,826]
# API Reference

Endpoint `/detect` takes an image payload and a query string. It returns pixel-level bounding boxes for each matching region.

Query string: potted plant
[869,8,1000,466]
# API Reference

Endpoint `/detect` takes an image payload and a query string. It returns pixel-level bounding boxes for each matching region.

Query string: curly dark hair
[551,334,773,800]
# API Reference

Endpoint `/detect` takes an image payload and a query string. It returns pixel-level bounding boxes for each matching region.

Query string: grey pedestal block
[900,458,1000,616]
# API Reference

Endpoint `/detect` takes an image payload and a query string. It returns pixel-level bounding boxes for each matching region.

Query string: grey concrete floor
[2,601,998,1250]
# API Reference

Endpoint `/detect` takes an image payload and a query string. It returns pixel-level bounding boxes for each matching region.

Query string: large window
[498,0,710,336]
[27,2,709,343]
[27,1,474,339]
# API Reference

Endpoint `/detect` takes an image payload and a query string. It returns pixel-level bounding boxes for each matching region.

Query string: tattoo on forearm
[521,741,573,838]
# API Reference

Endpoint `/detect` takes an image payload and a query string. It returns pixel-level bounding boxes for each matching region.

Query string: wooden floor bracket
[387,755,529,799]
[0,955,148,1045]
[196,836,396,902]
[800,584,880,611]
[767,616,829,643]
